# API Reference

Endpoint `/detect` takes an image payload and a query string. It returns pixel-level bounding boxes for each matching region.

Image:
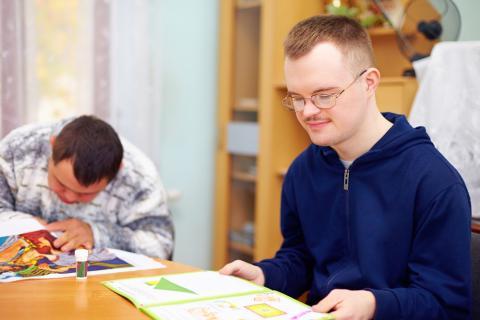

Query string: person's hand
[312,289,376,320]
[34,217,47,226]
[46,218,94,252]
[218,260,265,285]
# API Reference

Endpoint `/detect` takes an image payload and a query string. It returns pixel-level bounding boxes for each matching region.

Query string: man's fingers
[53,230,80,251]
[325,310,342,320]
[60,240,76,252]
[218,260,242,275]
[82,242,93,250]
[46,219,94,251]
[325,307,355,320]
[313,290,343,313]
[220,260,250,278]
[219,260,264,285]
[46,220,67,232]
[59,235,88,252]
[53,232,69,249]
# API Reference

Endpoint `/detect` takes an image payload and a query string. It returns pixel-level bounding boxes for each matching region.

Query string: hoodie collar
[316,112,432,165]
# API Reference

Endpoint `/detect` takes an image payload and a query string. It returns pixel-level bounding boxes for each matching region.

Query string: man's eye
[316,94,333,100]
[316,93,333,98]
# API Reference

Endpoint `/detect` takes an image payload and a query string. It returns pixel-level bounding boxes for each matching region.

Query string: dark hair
[52,115,123,186]
[284,15,375,73]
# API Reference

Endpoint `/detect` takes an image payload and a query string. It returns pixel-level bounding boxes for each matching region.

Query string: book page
[0,217,165,282]
[142,291,332,320]
[0,217,45,237]
[103,271,267,308]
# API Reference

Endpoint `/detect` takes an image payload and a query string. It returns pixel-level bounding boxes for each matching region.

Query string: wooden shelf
[234,103,258,112]
[229,241,254,255]
[232,171,257,182]
[215,0,328,269]
[377,77,418,115]
[368,27,396,36]
[236,0,261,9]
[380,76,415,84]
[234,106,258,112]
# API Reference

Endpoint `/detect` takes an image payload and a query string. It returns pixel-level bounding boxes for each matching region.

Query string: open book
[0,217,164,282]
[103,270,333,320]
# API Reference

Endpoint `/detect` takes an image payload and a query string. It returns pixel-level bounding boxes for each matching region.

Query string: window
[1,0,159,160]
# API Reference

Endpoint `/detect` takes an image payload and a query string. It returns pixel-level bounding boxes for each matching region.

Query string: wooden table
[473,220,480,234]
[0,260,198,319]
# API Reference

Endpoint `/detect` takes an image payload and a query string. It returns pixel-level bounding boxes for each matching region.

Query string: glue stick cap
[75,248,89,262]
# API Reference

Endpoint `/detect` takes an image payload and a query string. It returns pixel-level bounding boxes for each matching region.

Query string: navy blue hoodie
[257,113,471,319]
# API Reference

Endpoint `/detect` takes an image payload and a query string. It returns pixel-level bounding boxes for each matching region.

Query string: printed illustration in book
[0,217,164,282]
[103,271,334,320]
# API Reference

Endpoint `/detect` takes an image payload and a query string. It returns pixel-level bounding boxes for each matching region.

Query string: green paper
[154,277,197,295]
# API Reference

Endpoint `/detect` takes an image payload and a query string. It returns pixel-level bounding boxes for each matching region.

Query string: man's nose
[301,98,321,118]
[63,190,79,202]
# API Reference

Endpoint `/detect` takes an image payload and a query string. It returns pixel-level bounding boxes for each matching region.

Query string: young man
[0,115,173,259]
[220,15,471,319]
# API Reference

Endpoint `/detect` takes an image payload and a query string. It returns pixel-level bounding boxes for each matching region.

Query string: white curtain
[1,0,93,134]
[108,0,162,160]
[409,41,480,219]
[0,0,162,163]
[0,0,26,136]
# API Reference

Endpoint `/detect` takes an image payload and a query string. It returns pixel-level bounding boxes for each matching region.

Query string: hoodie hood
[316,112,433,167]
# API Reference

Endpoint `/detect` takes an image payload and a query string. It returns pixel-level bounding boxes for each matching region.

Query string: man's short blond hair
[284,15,375,74]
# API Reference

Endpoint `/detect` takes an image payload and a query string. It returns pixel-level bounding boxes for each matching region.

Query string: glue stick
[75,248,89,280]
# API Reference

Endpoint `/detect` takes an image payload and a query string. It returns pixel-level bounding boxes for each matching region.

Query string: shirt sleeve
[89,176,174,259]
[0,133,38,221]
[369,183,472,320]
[256,167,314,298]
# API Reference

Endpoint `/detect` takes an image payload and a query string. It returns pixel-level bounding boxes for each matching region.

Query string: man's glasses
[282,69,367,112]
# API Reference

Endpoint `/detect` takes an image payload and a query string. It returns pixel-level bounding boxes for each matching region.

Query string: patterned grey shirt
[0,119,174,259]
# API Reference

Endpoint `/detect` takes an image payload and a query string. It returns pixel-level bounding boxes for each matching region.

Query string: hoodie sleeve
[89,170,174,260]
[88,202,174,260]
[256,167,314,298]
[0,130,41,221]
[369,183,472,320]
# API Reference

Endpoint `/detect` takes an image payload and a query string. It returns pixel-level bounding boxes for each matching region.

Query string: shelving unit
[236,0,261,9]
[214,0,418,269]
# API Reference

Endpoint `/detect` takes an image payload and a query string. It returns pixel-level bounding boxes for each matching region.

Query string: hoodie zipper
[344,168,351,247]
[325,168,352,292]
[343,168,350,190]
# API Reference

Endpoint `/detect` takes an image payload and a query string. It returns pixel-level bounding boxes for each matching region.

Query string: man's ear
[50,136,56,147]
[364,68,381,96]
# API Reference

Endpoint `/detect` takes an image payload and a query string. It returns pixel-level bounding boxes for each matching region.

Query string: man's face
[47,159,109,204]
[285,43,368,151]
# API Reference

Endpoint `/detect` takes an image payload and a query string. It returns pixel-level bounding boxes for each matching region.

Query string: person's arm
[0,137,38,221]
[0,175,36,220]
[368,183,471,320]
[88,179,174,259]
[219,260,265,285]
[256,168,314,298]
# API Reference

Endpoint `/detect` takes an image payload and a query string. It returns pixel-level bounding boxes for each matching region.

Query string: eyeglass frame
[282,69,368,112]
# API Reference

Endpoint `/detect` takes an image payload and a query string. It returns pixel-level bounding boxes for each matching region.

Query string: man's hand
[34,217,47,226]
[46,218,94,252]
[219,260,265,285]
[312,289,376,320]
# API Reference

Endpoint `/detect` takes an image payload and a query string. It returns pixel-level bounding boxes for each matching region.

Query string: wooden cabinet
[370,27,419,115]
[213,0,418,269]
[377,77,418,115]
